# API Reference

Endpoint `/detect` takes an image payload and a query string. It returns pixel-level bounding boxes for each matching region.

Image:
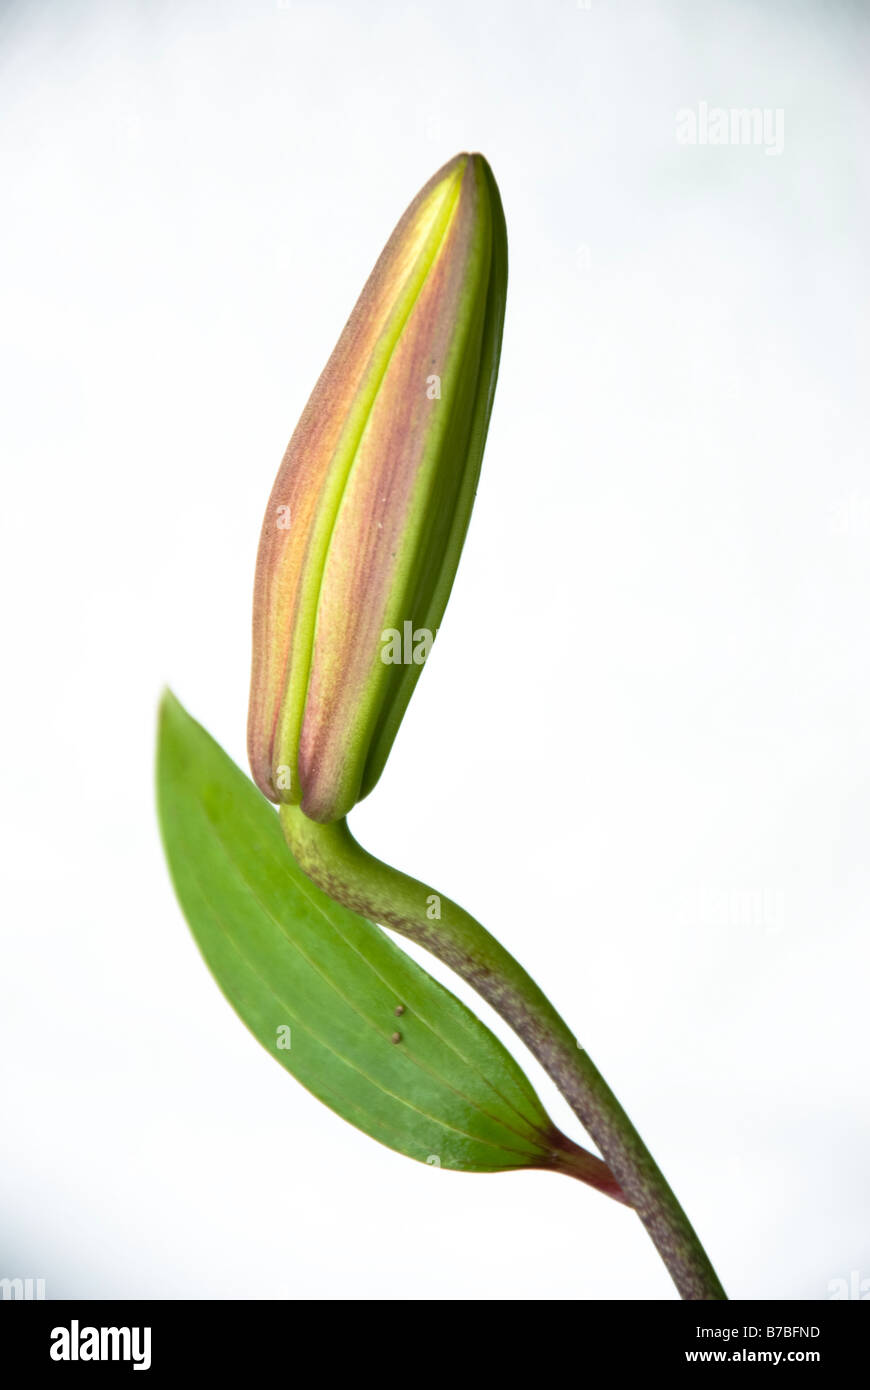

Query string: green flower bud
[248,152,507,822]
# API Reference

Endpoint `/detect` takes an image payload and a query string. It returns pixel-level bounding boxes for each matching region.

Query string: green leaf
[156,690,569,1174]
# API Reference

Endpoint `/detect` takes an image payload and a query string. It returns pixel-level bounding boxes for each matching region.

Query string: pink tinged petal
[248,155,469,802]
[248,152,506,823]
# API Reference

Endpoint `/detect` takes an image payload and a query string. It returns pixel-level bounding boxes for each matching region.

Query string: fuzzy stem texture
[280,806,727,1301]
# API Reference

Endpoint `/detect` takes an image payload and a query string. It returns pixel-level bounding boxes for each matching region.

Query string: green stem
[280,806,727,1302]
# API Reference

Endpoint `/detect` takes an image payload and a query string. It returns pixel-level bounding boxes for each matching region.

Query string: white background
[2,0,868,1300]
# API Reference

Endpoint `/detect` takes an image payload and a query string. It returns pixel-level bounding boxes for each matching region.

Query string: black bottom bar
[2,1298,864,1374]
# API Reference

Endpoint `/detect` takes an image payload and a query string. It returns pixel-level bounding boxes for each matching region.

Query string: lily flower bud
[248,152,507,823]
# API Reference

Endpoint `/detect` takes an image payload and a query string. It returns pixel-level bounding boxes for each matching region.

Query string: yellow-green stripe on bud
[248,153,507,823]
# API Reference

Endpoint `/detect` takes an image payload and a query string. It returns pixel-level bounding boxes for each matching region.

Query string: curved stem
[280,806,726,1301]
